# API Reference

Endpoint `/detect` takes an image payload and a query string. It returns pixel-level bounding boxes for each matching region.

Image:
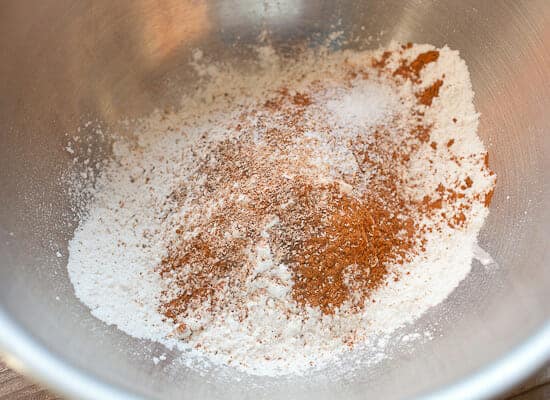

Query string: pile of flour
[67,41,495,376]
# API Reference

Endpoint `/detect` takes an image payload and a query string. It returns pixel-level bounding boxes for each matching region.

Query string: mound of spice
[159,87,421,319]
[157,46,494,323]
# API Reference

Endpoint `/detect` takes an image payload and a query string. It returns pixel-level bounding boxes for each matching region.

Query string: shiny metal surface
[0,1,549,399]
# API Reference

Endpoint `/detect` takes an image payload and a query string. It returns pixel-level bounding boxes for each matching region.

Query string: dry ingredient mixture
[67,42,496,376]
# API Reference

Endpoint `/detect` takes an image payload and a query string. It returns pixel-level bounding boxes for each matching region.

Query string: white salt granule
[325,81,399,127]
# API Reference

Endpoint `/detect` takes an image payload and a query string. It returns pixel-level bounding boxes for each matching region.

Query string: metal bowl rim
[1,307,549,400]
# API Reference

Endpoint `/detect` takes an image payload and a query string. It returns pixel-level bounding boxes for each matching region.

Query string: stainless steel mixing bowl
[0,1,549,399]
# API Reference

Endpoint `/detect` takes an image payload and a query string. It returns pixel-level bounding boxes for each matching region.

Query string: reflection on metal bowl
[0,1,549,399]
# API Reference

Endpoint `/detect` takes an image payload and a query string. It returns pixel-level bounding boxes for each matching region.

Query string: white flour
[325,81,400,127]
[67,41,495,376]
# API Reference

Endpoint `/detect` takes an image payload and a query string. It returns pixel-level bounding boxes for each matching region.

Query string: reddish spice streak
[423,195,443,210]
[484,189,495,207]
[447,139,455,147]
[416,79,443,106]
[393,50,440,81]
[430,198,443,209]
[372,51,392,69]
[430,141,438,150]
[450,212,467,227]
[411,51,440,74]
[414,125,431,143]
[292,92,312,106]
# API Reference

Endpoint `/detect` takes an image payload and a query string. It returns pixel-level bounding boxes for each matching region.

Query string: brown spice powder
[394,50,440,81]
[156,46,495,324]
[416,79,444,106]
[289,185,416,314]
[371,51,392,69]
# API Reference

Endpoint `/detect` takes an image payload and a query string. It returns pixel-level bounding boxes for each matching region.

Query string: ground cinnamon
[157,45,495,323]
[290,186,416,313]
[416,79,443,106]
[394,50,440,81]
